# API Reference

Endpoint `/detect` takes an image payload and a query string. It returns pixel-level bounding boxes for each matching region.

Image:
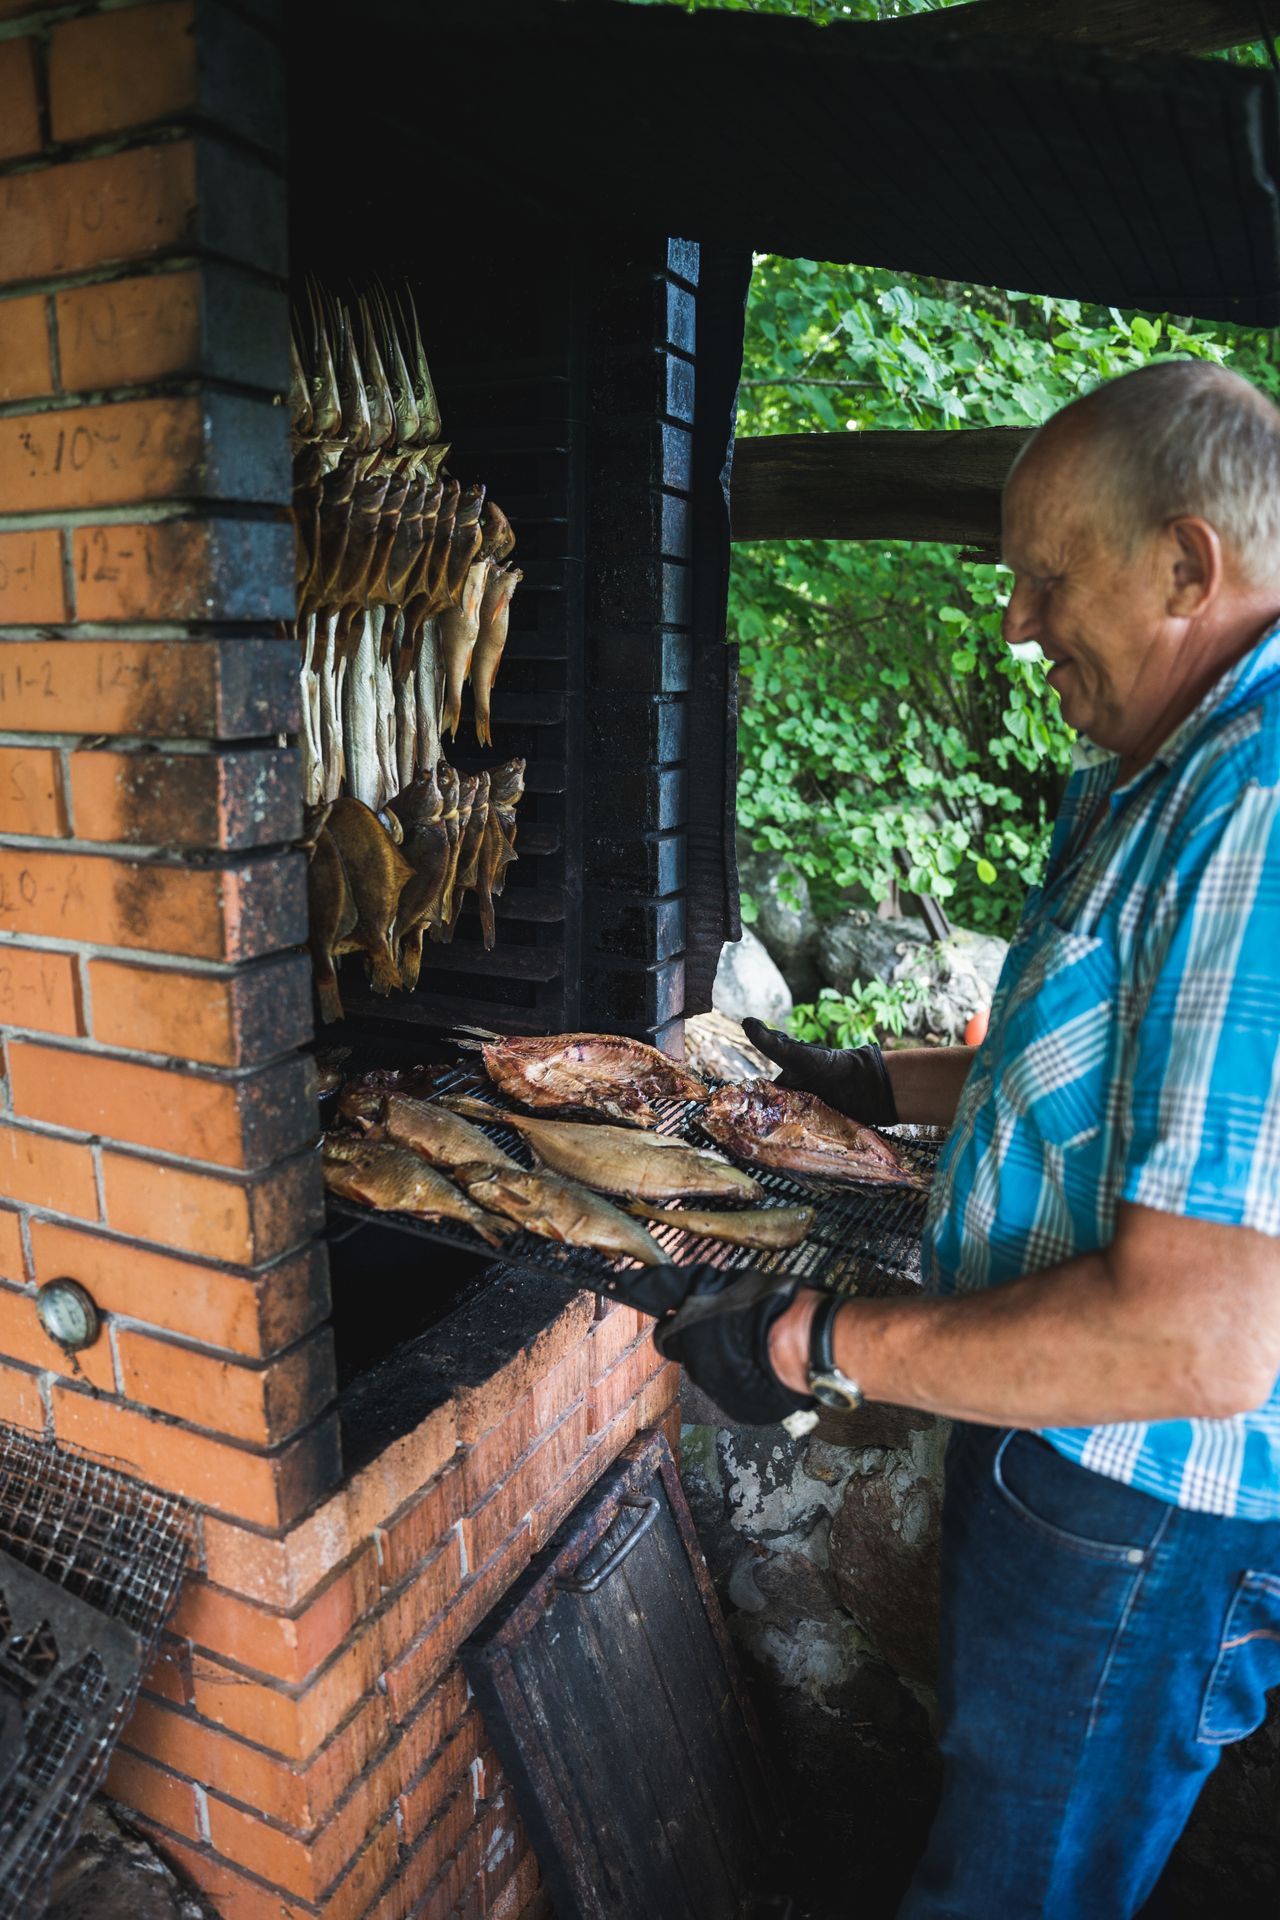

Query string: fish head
[337,1085,384,1131]
[389,766,443,829]
[321,1131,371,1166]
[453,1162,531,1207]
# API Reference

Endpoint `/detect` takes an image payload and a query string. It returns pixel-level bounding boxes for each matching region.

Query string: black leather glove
[653,1269,815,1425]
[741,1019,897,1124]
[614,1261,737,1319]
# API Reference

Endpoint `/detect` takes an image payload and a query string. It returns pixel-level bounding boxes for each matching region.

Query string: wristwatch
[807,1296,864,1412]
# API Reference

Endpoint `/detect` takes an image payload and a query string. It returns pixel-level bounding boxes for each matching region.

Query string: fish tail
[316,975,345,1024]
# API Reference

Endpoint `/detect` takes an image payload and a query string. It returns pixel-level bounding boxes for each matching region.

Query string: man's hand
[741,1020,898,1123]
[652,1269,815,1424]
[618,1261,735,1319]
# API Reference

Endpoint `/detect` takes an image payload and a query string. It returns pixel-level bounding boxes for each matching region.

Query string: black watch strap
[807,1295,863,1412]
[810,1294,842,1376]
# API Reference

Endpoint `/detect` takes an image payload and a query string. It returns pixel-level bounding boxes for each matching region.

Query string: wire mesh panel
[325,1059,943,1298]
[0,1427,189,1916]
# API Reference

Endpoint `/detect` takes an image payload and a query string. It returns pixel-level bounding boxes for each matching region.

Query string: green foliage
[732,264,1240,934]
[789,981,926,1047]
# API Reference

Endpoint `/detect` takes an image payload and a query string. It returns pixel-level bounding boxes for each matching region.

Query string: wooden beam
[730,428,1032,546]
[874,0,1265,60]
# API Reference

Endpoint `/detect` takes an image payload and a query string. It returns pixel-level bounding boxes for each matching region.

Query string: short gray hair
[1014,360,1280,588]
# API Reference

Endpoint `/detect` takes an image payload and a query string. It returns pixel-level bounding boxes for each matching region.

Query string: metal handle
[555,1496,659,1594]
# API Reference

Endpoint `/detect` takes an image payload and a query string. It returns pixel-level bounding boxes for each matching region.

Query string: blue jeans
[900,1423,1280,1919]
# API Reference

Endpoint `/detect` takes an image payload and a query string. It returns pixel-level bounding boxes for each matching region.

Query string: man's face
[1001,441,1174,755]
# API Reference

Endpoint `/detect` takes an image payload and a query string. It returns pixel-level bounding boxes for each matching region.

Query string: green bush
[790,981,927,1047]
[733,264,1238,936]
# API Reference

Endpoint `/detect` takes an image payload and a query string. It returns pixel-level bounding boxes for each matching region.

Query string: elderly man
[654,361,1280,1917]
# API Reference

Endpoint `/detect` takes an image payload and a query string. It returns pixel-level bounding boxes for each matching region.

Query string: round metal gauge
[36,1279,101,1352]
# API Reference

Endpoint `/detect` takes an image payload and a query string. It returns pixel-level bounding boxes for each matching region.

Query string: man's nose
[1002,578,1039,647]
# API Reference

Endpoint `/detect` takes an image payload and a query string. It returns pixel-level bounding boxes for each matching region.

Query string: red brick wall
[112,1293,680,1919]
[0,8,684,1914]
[0,0,326,1510]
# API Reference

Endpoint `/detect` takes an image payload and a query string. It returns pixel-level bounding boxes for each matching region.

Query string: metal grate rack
[324,1060,943,1299]
[0,1428,189,1915]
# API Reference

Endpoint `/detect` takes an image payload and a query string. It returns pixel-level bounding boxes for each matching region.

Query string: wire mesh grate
[325,1059,944,1299]
[0,1427,189,1916]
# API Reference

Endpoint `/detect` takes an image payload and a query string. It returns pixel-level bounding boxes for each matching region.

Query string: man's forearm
[827,1262,1201,1427]
[882,1045,976,1127]
[773,1214,1274,1427]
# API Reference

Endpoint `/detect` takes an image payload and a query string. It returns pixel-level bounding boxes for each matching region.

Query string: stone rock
[818,909,1009,1044]
[48,1802,211,1920]
[892,926,1009,1044]
[828,1434,946,1687]
[739,849,821,999]
[712,927,793,1026]
[752,1545,843,1620]
[818,1400,936,1453]
[818,910,930,995]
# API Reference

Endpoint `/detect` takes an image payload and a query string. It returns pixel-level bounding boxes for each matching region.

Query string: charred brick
[587,628,691,694]
[585,831,686,896]
[589,347,693,426]
[203,393,291,506]
[198,138,287,278]
[587,557,690,628]
[585,694,686,765]
[584,893,685,962]
[217,639,300,737]
[589,278,696,359]
[71,747,301,850]
[583,957,685,1027]
[586,765,686,834]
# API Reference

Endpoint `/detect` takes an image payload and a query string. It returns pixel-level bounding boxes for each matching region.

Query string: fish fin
[439,1093,515,1126]
[473,1217,514,1247]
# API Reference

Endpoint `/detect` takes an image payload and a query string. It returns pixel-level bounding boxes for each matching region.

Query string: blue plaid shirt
[923,621,1280,1519]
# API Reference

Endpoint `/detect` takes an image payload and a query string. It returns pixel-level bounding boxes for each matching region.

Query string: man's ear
[1166,516,1222,617]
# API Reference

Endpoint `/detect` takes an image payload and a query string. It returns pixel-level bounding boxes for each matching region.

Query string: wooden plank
[731,426,1029,545]
[464,1431,778,1920]
[876,0,1264,58]
[614,1509,764,1905]
[638,1453,778,1843]
[579,1507,738,1915]
[516,1587,700,1919]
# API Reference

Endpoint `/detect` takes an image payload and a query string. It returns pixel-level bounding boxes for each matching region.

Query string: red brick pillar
[0,0,338,1651]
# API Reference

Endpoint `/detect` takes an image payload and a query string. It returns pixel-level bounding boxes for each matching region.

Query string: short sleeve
[1122,778,1280,1234]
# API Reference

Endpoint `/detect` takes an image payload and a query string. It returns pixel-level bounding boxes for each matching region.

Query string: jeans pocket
[991,1430,1170,1567]
[1198,1571,1280,1745]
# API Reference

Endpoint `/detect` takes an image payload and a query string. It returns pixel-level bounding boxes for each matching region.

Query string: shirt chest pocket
[993,923,1122,1151]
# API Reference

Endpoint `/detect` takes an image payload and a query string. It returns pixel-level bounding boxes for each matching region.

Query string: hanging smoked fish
[289,277,525,1008]
[439,557,489,741]
[390,766,451,990]
[476,758,525,952]
[472,564,521,748]
[445,767,490,940]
